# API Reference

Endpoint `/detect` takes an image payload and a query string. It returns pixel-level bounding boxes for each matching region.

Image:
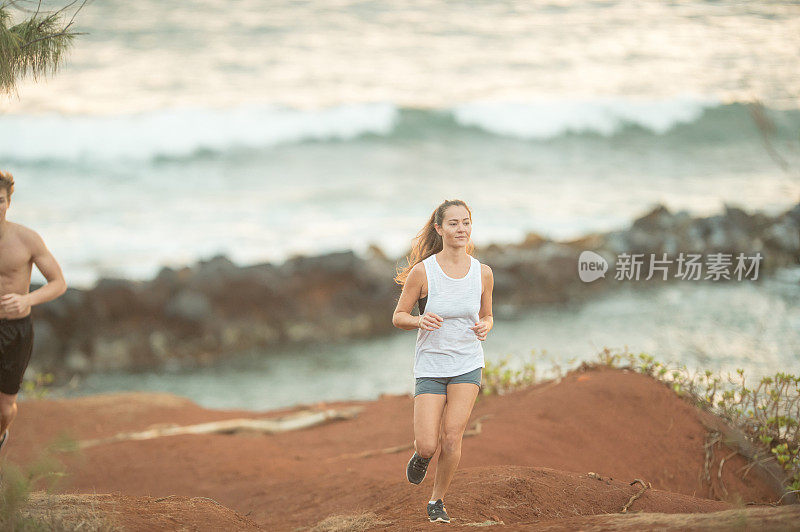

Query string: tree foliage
[0,0,87,94]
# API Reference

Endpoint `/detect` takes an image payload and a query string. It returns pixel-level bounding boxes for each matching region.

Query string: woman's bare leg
[430,382,479,501]
[413,393,447,458]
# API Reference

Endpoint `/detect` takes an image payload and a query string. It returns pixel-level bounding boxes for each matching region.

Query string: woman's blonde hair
[394,199,474,285]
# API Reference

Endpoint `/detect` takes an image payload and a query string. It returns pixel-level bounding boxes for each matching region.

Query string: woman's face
[436,205,472,247]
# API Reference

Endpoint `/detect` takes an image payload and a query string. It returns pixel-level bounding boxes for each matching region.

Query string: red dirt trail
[6,365,797,530]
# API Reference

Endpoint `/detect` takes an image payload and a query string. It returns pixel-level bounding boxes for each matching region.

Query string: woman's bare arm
[470,264,493,340]
[392,263,442,331]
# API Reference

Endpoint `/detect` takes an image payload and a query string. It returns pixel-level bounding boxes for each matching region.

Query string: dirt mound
[22,492,262,531]
[527,505,800,532]
[354,465,729,530]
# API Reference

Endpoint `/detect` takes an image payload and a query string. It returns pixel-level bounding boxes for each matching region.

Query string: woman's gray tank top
[414,253,485,378]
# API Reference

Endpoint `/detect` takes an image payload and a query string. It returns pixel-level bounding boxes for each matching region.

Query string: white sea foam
[452,95,721,139]
[1,102,399,163]
[2,96,753,164]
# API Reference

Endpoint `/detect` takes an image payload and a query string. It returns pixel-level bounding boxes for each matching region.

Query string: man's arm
[0,229,67,315]
[27,229,67,306]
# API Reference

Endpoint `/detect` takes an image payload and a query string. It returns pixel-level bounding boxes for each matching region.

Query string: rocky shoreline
[30,201,800,380]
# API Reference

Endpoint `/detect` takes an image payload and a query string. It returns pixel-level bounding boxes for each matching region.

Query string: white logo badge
[578,251,608,282]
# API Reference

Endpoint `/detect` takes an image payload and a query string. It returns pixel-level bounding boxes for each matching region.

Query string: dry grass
[309,511,391,532]
[533,505,800,531]
[20,493,120,531]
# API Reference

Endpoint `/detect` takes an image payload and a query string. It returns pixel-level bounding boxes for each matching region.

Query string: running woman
[392,199,494,523]
[0,170,67,455]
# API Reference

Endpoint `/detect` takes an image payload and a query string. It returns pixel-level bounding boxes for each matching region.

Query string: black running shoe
[406,451,431,484]
[0,429,7,452]
[427,499,450,523]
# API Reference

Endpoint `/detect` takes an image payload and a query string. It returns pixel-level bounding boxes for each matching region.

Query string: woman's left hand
[470,320,490,341]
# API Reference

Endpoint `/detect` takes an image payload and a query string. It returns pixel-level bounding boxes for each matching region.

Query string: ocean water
[2,1,799,405]
[0,0,798,286]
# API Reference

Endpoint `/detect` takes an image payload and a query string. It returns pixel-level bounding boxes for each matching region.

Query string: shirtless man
[0,170,67,453]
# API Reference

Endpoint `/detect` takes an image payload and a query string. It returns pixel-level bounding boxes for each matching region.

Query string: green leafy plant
[20,372,55,399]
[480,350,538,397]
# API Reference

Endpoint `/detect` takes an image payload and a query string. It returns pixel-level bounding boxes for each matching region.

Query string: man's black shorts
[0,315,34,395]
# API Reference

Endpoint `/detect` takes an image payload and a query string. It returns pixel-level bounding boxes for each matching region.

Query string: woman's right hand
[418,312,444,331]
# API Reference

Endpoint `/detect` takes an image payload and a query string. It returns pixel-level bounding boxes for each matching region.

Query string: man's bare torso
[0,222,34,319]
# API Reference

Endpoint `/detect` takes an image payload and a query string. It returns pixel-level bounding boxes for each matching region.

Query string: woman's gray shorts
[414,367,483,397]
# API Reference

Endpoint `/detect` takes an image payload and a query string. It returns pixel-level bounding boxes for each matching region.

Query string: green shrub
[480,351,537,397]
[20,373,55,400]
[0,433,84,530]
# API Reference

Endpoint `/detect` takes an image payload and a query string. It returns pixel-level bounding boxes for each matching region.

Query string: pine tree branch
[4,1,42,14]
[0,0,88,93]
[64,0,87,28]
[52,0,80,18]
[18,28,83,50]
